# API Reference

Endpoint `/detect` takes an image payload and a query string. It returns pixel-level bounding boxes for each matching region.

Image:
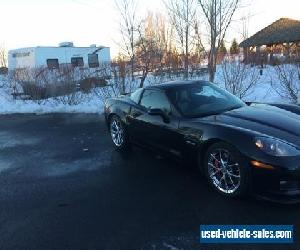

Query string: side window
[88,54,99,68]
[140,89,171,114]
[130,88,143,104]
[46,59,59,69]
[71,57,84,67]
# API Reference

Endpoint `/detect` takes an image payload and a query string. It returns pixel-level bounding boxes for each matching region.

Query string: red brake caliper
[214,158,221,177]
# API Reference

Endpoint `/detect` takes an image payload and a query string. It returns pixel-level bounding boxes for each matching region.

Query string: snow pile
[0,75,104,114]
[0,96,104,114]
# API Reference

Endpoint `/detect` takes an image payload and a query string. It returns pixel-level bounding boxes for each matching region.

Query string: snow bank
[0,97,104,114]
[0,76,104,114]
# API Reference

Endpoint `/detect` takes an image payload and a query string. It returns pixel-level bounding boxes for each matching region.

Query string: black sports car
[104,80,300,202]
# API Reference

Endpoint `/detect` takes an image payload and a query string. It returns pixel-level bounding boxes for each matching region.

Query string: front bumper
[251,162,300,203]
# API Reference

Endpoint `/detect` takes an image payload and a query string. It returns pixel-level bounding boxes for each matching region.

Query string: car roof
[144,80,210,90]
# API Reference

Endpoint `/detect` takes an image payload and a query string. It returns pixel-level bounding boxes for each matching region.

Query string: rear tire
[109,115,130,151]
[203,142,251,198]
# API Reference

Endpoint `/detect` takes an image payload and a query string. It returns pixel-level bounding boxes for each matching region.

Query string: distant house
[240,18,300,65]
[8,42,111,77]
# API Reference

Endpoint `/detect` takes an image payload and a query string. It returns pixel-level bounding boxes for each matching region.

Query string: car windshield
[130,88,143,104]
[166,82,246,117]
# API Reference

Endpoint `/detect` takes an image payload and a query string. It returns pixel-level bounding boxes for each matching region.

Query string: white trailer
[8,42,111,98]
[8,42,110,73]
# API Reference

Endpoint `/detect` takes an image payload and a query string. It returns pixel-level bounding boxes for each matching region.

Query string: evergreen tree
[218,40,227,54]
[230,38,240,54]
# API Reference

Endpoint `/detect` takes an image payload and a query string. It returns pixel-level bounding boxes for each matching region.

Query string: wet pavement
[0,113,299,250]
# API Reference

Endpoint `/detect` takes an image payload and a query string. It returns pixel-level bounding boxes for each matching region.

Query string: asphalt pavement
[0,113,299,250]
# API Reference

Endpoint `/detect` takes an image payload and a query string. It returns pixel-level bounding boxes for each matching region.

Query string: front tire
[204,142,251,198]
[109,115,130,151]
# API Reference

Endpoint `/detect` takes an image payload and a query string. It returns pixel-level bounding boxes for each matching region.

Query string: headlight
[255,137,300,156]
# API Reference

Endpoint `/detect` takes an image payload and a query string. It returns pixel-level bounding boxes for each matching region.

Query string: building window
[46,59,59,69]
[71,57,84,67]
[12,52,30,58]
[88,54,99,68]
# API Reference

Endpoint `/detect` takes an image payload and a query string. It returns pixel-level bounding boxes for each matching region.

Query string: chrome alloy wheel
[110,118,124,147]
[207,149,241,194]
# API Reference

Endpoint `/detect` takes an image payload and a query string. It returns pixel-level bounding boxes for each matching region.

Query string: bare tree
[198,0,240,82]
[149,12,177,80]
[135,12,173,87]
[135,36,154,87]
[0,45,7,68]
[152,13,175,63]
[241,14,249,41]
[270,64,300,103]
[221,58,260,99]
[115,0,141,88]
[164,0,198,79]
[194,21,206,62]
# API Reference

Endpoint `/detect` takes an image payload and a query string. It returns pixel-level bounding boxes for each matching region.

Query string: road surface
[0,114,299,249]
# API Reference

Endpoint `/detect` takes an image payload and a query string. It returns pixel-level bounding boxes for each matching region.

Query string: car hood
[203,104,300,146]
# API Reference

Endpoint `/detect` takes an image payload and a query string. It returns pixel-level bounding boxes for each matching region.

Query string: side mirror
[148,108,170,123]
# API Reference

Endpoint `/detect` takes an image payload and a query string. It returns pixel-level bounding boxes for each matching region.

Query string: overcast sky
[1,0,300,57]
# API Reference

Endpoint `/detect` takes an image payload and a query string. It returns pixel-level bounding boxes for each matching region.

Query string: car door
[128,88,182,156]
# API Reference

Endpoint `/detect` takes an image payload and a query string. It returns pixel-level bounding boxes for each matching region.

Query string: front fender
[105,99,131,127]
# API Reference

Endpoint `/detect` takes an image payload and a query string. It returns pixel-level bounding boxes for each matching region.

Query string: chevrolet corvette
[104,81,300,202]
